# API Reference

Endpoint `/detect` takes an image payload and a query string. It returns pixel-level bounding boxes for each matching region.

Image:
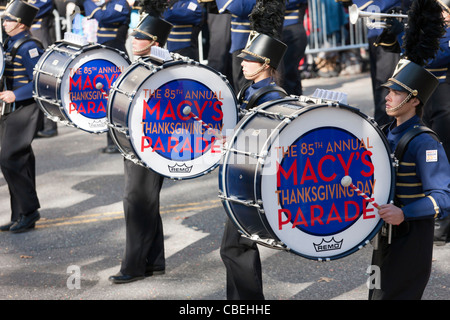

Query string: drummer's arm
[399,139,450,221]
[84,0,130,23]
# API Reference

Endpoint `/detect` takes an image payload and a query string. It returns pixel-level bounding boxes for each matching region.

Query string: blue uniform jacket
[386,116,450,220]
[284,0,307,27]
[4,31,44,101]
[163,0,203,52]
[425,27,450,83]
[215,0,256,54]
[28,0,54,32]
[240,78,284,110]
[84,0,130,44]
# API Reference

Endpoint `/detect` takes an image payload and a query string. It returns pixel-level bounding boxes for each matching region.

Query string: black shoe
[0,221,16,231]
[145,267,165,277]
[37,129,58,138]
[102,145,120,154]
[10,211,40,233]
[108,272,145,284]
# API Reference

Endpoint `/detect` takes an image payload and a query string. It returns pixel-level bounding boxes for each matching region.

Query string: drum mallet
[95,82,109,99]
[341,175,392,244]
[182,106,223,140]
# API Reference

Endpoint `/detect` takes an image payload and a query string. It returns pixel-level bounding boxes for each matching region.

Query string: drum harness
[1,35,43,117]
[374,124,441,247]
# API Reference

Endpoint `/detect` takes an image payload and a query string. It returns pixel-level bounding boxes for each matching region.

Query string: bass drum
[219,98,395,261]
[108,56,238,179]
[33,41,130,133]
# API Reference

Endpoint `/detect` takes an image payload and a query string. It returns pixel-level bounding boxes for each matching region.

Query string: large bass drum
[108,56,238,179]
[219,98,395,261]
[33,41,130,133]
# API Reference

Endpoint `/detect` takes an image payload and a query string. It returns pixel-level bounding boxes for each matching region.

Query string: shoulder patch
[28,48,39,59]
[426,149,438,162]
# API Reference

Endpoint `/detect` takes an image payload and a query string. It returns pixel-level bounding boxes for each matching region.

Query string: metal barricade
[305,0,368,54]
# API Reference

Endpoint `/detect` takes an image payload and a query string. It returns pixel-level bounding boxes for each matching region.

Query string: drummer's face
[132,37,153,56]
[443,10,450,25]
[241,59,268,82]
[3,19,23,36]
[385,89,419,122]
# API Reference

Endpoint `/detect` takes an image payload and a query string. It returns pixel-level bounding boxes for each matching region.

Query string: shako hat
[238,32,287,69]
[131,14,173,46]
[131,0,173,46]
[382,0,446,105]
[237,0,287,69]
[2,0,39,28]
[382,59,439,105]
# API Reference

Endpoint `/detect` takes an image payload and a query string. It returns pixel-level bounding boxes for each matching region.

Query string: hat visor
[131,30,148,40]
[237,50,264,63]
[381,80,407,92]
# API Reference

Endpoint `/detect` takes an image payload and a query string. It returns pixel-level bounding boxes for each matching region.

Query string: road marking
[35,199,222,229]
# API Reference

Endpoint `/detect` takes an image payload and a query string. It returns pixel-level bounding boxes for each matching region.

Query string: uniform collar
[389,115,421,134]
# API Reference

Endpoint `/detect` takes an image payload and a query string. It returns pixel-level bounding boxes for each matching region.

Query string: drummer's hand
[378,203,404,225]
[0,91,16,104]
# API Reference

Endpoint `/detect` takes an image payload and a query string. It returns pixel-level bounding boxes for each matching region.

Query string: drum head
[126,61,238,179]
[258,104,395,260]
[60,46,130,133]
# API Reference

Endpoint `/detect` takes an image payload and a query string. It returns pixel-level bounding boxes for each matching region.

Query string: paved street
[0,72,448,302]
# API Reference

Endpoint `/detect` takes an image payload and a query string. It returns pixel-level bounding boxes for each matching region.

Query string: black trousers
[0,102,41,221]
[367,38,400,127]
[280,16,307,96]
[369,219,435,300]
[220,219,264,300]
[120,159,165,276]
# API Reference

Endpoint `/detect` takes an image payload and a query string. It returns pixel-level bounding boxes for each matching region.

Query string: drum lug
[218,194,261,209]
[241,234,287,251]
[107,122,129,135]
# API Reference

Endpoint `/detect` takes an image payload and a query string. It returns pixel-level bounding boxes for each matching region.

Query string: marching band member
[83,0,131,153]
[215,0,256,92]
[0,0,44,233]
[108,0,173,284]
[375,0,450,245]
[280,0,308,96]
[220,0,287,299]
[425,0,450,245]
[369,0,450,299]
[163,0,204,61]
[347,0,406,126]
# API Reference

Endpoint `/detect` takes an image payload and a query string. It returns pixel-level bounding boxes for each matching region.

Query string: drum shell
[33,42,80,120]
[220,98,304,240]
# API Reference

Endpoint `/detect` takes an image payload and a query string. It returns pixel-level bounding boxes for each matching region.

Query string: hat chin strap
[244,60,269,78]
[387,92,414,114]
[133,40,155,55]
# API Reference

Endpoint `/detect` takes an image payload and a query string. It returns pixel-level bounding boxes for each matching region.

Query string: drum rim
[108,57,238,179]
[220,98,396,261]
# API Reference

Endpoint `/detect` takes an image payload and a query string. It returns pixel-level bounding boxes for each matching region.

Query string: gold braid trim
[240,49,270,65]
[388,77,418,96]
